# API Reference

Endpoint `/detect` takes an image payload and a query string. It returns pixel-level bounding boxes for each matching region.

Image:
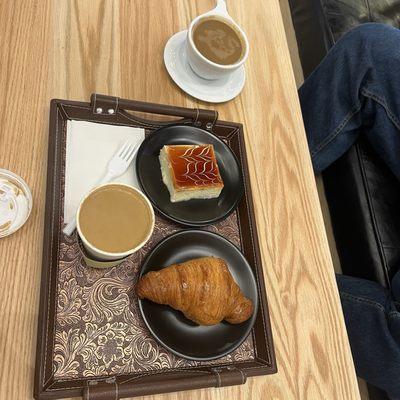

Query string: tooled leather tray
[34,94,276,400]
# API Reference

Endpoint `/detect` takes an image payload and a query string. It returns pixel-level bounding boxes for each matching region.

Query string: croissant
[136,256,253,326]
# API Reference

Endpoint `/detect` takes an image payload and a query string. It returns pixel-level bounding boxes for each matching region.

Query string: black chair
[287,0,400,398]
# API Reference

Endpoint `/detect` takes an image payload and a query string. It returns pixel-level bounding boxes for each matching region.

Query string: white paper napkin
[64,120,145,222]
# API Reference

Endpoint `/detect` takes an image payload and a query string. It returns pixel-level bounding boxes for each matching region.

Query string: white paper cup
[76,183,155,263]
[186,9,249,80]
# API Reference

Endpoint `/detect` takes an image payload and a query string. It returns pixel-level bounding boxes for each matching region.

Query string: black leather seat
[288,0,400,288]
[287,1,400,398]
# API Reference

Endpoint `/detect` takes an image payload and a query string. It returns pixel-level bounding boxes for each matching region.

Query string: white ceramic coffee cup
[186,0,249,80]
[76,183,155,262]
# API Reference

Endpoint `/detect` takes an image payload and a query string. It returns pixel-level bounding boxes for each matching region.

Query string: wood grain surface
[0,1,360,399]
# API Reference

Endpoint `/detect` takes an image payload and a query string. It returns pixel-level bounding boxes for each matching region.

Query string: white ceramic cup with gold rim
[76,183,155,266]
[186,0,249,80]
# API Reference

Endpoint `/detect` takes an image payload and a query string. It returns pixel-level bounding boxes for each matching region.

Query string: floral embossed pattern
[53,126,255,379]
[53,212,255,379]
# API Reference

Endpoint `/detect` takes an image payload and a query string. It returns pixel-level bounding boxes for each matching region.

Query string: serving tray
[34,94,276,400]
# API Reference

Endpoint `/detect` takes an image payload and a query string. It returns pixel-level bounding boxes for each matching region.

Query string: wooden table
[0,1,361,399]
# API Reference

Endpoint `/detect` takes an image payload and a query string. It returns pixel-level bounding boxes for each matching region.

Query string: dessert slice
[159,144,224,202]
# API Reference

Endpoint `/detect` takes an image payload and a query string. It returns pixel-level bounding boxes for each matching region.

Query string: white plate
[164,30,245,103]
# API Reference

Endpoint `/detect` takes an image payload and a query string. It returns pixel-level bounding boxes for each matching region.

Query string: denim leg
[299,22,400,398]
[337,274,400,398]
[299,23,400,178]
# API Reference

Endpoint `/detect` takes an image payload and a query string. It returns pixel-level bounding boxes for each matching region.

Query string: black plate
[136,125,244,226]
[138,230,258,361]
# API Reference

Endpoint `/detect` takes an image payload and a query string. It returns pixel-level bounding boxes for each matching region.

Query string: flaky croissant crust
[136,256,253,325]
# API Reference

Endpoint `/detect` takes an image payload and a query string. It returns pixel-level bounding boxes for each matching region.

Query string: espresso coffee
[192,17,245,65]
[78,185,153,254]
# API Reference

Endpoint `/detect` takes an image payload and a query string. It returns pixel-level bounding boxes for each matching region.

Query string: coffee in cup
[77,183,154,266]
[186,6,249,80]
[192,17,246,66]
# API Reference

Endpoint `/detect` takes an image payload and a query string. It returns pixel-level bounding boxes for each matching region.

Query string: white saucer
[164,30,245,103]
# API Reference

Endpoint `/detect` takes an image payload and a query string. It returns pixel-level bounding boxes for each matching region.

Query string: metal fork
[63,141,139,236]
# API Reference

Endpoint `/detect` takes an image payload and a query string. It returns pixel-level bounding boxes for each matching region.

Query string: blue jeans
[299,23,400,399]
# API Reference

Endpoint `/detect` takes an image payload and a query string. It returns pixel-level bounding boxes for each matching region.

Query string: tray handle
[84,378,119,400]
[91,93,218,129]
[82,367,247,399]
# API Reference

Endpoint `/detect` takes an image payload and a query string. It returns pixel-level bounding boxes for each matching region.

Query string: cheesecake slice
[159,144,224,202]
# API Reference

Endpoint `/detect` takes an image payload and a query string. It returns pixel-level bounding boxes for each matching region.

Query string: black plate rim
[135,124,244,227]
[137,229,258,361]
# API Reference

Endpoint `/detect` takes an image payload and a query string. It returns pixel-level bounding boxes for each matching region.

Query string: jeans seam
[311,103,362,157]
[340,291,386,312]
[361,87,400,130]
